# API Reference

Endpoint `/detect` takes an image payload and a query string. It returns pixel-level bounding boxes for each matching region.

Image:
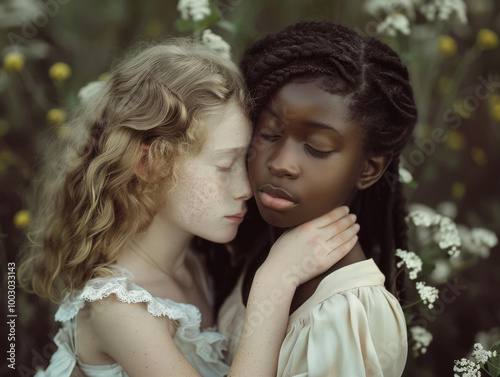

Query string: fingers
[311,222,359,262]
[325,222,360,250]
[318,212,357,239]
[308,206,350,229]
[325,234,359,265]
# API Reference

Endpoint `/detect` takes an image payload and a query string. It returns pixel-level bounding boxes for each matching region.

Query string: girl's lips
[259,190,297,211]
[225,210,246,223]
[225,215,245,223]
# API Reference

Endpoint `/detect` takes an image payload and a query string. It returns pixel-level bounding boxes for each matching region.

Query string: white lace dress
[35,263,230,377]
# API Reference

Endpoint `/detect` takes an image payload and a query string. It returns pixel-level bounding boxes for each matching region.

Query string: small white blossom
[437,200,458,220]
[407,209,461,257]
[416,281,439,309]
[177,0,211,22]
[436,216,461,256]
[202,29,231,59]
[410,326,433,354]
[399,165,413,184]
[396,249,422,279]
[377,13,411,36]
[475,327,500,350]
[453,358,481,377]
[420,0,467,24]
[78,81,106,103]
[429,259,452,284]
[459,226,498,258]
[407,209,440,227]
[471,343,498,364]
[365,0,420,19]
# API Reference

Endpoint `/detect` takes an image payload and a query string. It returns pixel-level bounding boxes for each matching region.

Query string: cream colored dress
[35,257,230,377]
[218,259,407,377]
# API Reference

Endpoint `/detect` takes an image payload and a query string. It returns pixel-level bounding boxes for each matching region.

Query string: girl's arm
[89,206,357,377]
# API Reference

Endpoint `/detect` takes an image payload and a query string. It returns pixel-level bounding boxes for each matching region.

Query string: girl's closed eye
[305,144,334,159]
[258,131,280,142]
[216,165,233,173]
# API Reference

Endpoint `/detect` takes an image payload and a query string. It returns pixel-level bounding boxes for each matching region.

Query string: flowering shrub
[364,0,500,374]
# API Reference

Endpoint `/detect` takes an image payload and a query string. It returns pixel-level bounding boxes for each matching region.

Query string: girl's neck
[118,214,194,284]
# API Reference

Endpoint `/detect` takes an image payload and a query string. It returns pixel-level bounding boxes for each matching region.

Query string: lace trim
[56,269,191,323]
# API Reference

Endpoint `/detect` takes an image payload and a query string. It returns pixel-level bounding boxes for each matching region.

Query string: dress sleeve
[278,287,407,377]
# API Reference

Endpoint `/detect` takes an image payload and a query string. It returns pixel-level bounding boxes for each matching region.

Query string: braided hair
[239,21,417,299]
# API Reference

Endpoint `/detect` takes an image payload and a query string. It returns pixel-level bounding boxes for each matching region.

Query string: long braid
[239,20,417,300]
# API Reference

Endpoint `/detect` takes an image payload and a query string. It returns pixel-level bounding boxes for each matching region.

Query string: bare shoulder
[85,295,177,334]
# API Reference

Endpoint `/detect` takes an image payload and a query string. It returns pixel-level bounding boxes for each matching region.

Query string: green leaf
[484,342,500,377]
[408,180,419,188]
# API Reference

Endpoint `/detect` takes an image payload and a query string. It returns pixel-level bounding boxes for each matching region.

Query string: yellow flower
[477,28,499,50]
[49,62,72,81]
[47,108,67,125]
[492,102,500,121]
[146,19,164,39]
[98,72,110,81]
[438,35,457,57]
[56,125,71,139]
[14,209,31,229]
[3,51,25,73]
[446,131,466,150]
[0,150,12,162]
[451,182,466,199]
[452,99,472,118]
[438,77,456,96]
[471,147,487,166]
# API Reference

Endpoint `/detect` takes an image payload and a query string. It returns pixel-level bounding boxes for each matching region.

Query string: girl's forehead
[200,103,252,154]
[269,81,352,121]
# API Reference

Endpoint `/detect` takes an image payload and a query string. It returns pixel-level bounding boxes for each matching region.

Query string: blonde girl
[19,39,359,377]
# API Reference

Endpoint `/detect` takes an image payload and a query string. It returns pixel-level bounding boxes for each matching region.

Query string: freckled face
[161,102,253,243]
[248,80,366,228]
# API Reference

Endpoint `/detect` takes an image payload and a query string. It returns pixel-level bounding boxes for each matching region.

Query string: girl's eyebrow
[210,146,247,157]
[264,106,342,136]
[303,120,343,136]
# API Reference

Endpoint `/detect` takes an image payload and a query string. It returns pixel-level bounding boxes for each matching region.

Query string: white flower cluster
[377,13,411,36]
[460,226,499,258]
[396,248,422,279]
[471,342,497,364]
[407,208,441,227]
[364,0,468,36]
[365,0,420,18]
[453,358,481,377]
[202,29,231,59]
[399,164,413,183]
[177,0,211,22]
[416,281,439,309]
[438,217,461,256]
[407,210,461,257]
[454,343,498,376]
[410,326,433,354]
[420,0,467,23]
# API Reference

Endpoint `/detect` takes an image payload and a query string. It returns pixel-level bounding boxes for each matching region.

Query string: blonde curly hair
[19,39,248,304]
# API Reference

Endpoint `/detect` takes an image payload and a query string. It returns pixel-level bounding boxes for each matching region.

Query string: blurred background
[1,0,499,376]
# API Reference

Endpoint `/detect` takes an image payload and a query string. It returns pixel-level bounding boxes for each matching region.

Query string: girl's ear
[135,144,150,180]
[356,153,393,190]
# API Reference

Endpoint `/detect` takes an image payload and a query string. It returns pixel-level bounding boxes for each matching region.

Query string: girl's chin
[259,210,301,229]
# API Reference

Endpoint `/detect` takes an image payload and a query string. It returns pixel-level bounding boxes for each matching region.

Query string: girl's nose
[267,140,299,179]
[234,169,253,200]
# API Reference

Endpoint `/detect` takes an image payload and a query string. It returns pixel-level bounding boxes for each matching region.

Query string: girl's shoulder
[55,265,198,325]
[288,259,400,325]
